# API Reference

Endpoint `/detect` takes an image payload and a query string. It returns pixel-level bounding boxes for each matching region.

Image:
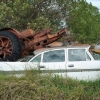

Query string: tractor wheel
[0,31,22,61]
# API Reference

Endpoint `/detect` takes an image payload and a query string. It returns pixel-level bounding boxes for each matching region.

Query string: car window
[30,54,41,62]
[18,56,33,62]
[68,49,87,61]
[43,49,65,62]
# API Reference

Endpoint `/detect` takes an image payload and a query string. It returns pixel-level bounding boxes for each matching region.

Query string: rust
[0,36,12,58]
[47,42,63,47]
[73,44,89,46]
[0,28,22,38]
[20,29,35,38]
[8,29,22,38]
[0,27,71,61]
[33,29,52,38]
[21,28,70,51]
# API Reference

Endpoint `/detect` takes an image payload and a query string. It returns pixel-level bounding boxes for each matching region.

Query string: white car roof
[34,45,90,55]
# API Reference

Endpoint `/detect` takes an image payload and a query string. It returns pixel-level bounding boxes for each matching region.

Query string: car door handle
[39,66,45,68]
[68,64,74,67]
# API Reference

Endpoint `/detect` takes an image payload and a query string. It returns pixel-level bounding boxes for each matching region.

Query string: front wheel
[0,31,22,61]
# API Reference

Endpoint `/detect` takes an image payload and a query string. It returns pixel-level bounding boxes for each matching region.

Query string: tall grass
[0,70,100,100]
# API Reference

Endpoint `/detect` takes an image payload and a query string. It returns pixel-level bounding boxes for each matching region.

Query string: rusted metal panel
[21,28,70,51]
[0,28,71,60]
[20,29,35,38]
[73,44,89,46]
[47,42,63,47]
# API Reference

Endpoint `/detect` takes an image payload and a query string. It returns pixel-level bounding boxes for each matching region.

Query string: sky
[86,0,100,10]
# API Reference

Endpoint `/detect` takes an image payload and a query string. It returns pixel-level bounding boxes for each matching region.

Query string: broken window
[43,49,65,62]
[68,49,87,61]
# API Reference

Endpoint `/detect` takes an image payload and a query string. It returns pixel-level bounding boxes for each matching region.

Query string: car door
[66,48,100,80]
[0,62,33,75]
[40,49,67,76]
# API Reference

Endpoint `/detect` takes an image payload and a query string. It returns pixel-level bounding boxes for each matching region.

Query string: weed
[0,70,100,100]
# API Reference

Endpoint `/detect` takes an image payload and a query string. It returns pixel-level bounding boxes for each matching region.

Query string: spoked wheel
[0,36,13,58]
[0,31,22,61]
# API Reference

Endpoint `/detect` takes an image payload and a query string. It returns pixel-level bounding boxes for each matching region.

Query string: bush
[0,70,100,100]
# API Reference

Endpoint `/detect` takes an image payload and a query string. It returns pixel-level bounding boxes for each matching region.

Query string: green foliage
[0,0,61,31]
[67,0,100,43]
[0,2,14,28]
[0,0,100,43]
[27,16,51,31]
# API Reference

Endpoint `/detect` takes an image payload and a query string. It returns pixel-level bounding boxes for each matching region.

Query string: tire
[0,31,22,61]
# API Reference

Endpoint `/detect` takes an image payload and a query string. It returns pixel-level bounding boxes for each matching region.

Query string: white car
[17,55,33,62]
[0,46,100,80]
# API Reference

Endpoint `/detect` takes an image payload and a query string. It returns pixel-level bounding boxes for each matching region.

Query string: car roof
[34,45,90,55]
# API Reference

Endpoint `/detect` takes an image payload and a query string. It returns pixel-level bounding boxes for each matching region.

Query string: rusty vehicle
[0,28,71,61]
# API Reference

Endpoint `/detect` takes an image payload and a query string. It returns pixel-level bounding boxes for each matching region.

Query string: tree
[67,0,100,43]
[0,0,73,31]
[0,0,53,31]
[0,0,100,43]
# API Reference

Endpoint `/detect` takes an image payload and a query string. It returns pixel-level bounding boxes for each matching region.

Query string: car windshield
[18,56,33,62]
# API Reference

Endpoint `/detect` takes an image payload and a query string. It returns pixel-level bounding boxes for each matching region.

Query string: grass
[0,70,100,100]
